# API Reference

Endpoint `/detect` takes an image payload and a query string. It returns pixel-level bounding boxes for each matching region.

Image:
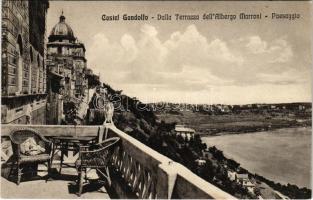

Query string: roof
[236,174,249,179]
[175,125,195,133]
[49,14,75,41]
[195,159,206,163]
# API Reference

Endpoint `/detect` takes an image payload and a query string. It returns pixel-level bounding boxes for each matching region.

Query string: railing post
[157,161,177,199]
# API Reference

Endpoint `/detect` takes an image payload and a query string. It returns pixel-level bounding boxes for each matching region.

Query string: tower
[46,12,88,124]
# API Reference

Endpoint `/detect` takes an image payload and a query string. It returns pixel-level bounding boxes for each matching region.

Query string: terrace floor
[1,162,112,199]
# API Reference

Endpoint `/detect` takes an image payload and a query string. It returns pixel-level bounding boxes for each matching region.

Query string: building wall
[1,0,49,124]
[1,98,47,124]
[47,44,87,99]
[46,85,63,125]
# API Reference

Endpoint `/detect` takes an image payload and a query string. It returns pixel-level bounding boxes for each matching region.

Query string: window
[30,47,33,62]
[16,35,23,92]
[57,46,62,54]
[9,76,16,85]
[37,55,40,67]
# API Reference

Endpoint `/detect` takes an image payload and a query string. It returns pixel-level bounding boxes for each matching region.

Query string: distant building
[202,150,211,159]
[175,124,196,139]
[195,159,206,166]
[227,170,237,181]
[236,173,255,188]
[305,107,312,113]
[1,0,49,124]
[299,105,305,111]
[221,105,231,113]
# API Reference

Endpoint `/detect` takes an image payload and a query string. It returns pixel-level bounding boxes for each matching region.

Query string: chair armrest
[10,136,22,145]
[11,143,21,158]
[32,131,52,153]
[80,137,120,154]
[80,144,111,154]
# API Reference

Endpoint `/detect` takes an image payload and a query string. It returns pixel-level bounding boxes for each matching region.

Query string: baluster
[119,151,125,172]
[150,178,156,199]
[129,157,136,185]
[133,162,142,196]
[122,152,128,177]
[124,154,130,179]
[112,146,119,166]
[125,155,133,184]
[132,161,140,193]
[138,167,146,198]
[142,169,151,199]
[150,175,157,199]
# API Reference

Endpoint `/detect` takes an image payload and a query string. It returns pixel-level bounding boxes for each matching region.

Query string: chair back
[10,128,43,145]
[9,128,48,156]
[81,137,120,167]
[98,137,120,149]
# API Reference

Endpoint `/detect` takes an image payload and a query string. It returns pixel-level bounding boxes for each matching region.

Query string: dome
[49,13,75,42]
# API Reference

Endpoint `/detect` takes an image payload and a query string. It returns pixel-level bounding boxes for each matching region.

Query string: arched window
[42,59,45,92]
[17,35,23,55]
[29,47,33,92]
[30,47,33,62]
[16,35,23,93]
[37,55,40,93]
[37,54,40,66]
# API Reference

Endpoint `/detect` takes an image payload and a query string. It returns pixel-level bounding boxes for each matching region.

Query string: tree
[227,159,240,170]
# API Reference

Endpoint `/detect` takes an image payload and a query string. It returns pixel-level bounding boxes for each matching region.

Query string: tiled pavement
[1,157,111,199]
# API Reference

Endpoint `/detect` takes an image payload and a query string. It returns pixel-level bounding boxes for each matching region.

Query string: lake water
[202,127,311,188]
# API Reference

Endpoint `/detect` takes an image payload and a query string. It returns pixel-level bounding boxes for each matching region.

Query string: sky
[47,1,312,104]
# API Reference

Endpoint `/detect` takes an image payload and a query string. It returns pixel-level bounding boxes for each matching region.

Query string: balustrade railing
[111,146,158,198]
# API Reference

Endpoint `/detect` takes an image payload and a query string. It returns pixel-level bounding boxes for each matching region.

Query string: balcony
[1,124,235,199]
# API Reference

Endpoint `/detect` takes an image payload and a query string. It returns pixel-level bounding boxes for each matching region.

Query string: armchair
[9,128,52,185]
[75,137,120,196]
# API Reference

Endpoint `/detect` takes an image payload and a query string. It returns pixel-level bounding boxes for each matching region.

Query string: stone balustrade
[1,99,47,124]
[1,124,235,199]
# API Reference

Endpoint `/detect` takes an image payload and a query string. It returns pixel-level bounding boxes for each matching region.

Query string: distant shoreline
[200,124,311,137]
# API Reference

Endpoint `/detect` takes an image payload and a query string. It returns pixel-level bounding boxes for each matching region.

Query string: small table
[50,136,95,173]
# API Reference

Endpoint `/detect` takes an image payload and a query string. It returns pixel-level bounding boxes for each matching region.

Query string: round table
[50,136,96,173]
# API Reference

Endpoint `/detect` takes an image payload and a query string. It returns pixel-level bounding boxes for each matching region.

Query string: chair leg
[105,166,111,186]
[59,150,64,174]
[77,169,85,196]
[17,163,22,185]
[84,168,88,183]
[8,162,14,180]
[50,144,55,166]
[46,161,51,182]
[96,167,111,186]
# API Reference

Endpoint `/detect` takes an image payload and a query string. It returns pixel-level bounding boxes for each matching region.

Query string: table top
[51,136,95,142]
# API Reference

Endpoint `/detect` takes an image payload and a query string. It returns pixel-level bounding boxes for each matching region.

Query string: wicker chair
[9,128,52,185]
[75,137,120,196]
